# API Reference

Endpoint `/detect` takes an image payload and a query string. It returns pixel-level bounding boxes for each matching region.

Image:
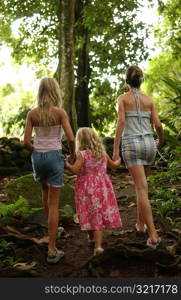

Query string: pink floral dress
[75,150,122,230]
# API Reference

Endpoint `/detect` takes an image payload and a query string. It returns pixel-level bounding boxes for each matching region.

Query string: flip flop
[47,248,64,264]
[135,223,147,233]
[146,238,161,249]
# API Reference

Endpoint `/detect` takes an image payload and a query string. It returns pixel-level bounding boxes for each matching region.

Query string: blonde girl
[66,127,122,256]
[24,77,75,263]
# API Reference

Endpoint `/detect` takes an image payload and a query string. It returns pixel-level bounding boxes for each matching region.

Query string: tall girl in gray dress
[113,66,164,248]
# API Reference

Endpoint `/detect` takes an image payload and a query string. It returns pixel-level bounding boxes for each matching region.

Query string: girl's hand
[66,154,75,164]
[112,152,120,161]
[156,139,164,149]
[65,155,73,168]
[115,157,121,165]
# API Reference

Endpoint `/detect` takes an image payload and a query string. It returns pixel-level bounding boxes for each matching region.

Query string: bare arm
[24,111,34,152]
[113,96,125,160]
[151,102,164,148]
[107,154,121,169]
[61,109,75,161]
[65,152,83,174]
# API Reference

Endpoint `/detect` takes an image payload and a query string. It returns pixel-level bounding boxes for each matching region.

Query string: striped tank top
[33,125,63,151]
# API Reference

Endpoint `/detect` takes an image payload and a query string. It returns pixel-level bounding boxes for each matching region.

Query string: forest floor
[0,169,180,278]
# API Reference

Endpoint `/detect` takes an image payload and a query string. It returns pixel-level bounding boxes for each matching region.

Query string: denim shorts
[31,150,64,187]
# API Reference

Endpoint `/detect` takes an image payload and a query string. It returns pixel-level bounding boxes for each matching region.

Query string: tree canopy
[0,0,152,133]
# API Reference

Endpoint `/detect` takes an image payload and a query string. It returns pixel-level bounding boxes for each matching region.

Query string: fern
[0,196,43,225]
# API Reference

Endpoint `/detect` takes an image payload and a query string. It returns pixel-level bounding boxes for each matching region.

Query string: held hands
[65,155,75,168]
[112,151,120,161]
[115,157,121,165]
[113,156,121,167]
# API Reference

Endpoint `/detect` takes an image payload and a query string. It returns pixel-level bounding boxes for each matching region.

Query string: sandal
[47,248,64,264]
[146,238,161,250]
[94,247,104,256]
[135,223,147,233]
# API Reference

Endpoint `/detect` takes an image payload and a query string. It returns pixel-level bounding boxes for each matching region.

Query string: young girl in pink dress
[66,127,122,255]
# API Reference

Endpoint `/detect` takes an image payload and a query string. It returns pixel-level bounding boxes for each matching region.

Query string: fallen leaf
[13,261,37,271]
[128,202,136,208]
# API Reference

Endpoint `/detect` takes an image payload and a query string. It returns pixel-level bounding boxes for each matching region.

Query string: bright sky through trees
[0,1,159,89]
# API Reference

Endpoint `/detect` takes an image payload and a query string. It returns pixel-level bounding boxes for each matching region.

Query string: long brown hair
[37,77,62,127]
[125,65,143,88]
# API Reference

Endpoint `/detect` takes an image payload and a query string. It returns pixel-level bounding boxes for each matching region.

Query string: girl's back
[122,91,152,112]
[77,150,107,177]
[29,106,63,127]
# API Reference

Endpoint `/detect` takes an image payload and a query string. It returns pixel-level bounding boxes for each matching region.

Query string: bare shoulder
[141,92,153,103]
[117,92,128,103]
[52,107,68,119]
[28,107,38,117]
[53,107,66,114]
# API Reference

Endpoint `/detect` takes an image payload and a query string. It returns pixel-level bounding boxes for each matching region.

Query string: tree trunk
[75,0,91,127]
[56,0,77,132]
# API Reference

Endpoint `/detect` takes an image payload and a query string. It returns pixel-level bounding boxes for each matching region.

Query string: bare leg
[48,186,61,251]
[128,165,160,244]
[38,182,49,243]
[93,230,103,249]
[42,182,49,217]
[144,165,151,178]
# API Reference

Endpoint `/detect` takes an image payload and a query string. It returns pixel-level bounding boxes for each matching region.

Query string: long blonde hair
[37,77,62,127]
[76,127,106,160]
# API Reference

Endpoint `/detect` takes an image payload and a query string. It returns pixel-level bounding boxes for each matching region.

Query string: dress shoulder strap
[133,88,141,125]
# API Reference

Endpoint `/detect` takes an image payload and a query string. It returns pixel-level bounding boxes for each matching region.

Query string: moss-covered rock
[8,138,24,150]
[19,149,30,158]
[5,173,75,209]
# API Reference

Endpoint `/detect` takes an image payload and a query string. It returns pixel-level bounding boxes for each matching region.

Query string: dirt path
[0,171,180,278]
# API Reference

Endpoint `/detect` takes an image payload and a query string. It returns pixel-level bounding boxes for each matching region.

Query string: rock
[19,149,30,159]
[0,137,9,144]
[8,138,24,150]
[0,166,20,176]
[5,173,75,209]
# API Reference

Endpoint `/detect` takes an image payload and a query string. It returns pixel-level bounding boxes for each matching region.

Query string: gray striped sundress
[121,88,157,168]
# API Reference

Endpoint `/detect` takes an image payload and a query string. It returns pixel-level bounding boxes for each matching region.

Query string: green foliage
[1,83,15,96]
[0,196,43,226]
[90,80,119,136]
[0,239,20,269]
[154,129,181,169]
[2,105,30,135]
[148,169,181,185]
[60,204,75,219]
[156,0,181,58]
[148,169,181,227]
[0,17,12,45]
[161,76,181,135]
[0,80,35,135]
[1,0,58,65]
[151,197,180,226]
[83,0,150,78]
[1,0,150,74]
